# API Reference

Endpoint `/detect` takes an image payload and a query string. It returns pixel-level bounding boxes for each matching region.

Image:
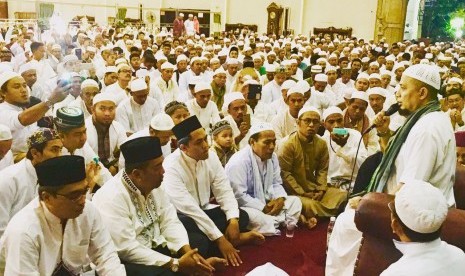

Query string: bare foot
[237,231,265,246]
[300,215,318,230]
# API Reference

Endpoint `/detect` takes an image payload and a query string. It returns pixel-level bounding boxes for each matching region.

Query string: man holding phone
[222,92,252,149]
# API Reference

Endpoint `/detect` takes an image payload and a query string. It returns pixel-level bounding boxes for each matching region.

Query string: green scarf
[211,81,226,111]
[365,100,441,194]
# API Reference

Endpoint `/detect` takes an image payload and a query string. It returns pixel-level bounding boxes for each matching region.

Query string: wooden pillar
[374,0,409,44]
[0,2,8,19]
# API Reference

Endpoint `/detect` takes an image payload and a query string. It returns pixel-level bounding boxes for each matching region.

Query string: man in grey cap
[327,64,457,276]
[383,180,465,275]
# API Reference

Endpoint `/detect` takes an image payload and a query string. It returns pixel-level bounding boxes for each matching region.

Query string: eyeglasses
[55,186,90,202]
[300,118,320,126]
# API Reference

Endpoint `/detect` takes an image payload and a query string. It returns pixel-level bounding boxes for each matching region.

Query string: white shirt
[0,198,125,275]
[153,76,180,106]
[261,80,282,104]
[184,19,195,35]
[385,111,456,206]
[31,59,57,83]
[53,94,78,116]
[85,117,128,163]
[104,82,129,106]
[305,88,331,115]
[0,158,37,236]
[322,129,368,183]
[335,78,355,89]
[116,97,161,134]
[178,70,206,92]
[381,239,465,276]
[0,150,13,171]
[186,99,221,132]
[68,96,92,119]
[93,171,189,266]
[162,149,240,241]
[271,109,298,141]
[0,102,38,155]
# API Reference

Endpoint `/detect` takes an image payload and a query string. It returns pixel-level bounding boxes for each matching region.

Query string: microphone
[363,103,400,135]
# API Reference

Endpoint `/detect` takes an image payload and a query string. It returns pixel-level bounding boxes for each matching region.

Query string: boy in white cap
[86,93,127,175]
[116,78,161,135]
[327,64,457,276]
[225,122,303,234]
[0,124,13,170]
[382,180,465,275]
[186,81,221,132]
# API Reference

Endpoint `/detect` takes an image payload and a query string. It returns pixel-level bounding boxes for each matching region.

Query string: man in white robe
[86,93,127,175]
[69,79,100,119]
[0,155,125,275]
[29,42,56,83]
[153,61,180,106]
[186,82,221,132]
[0,125,13,171]
[326,64,456,276]
[222,92,253,149]
[381,180,465,276]
[0,128,62,237]
[225,123,302,235]
[93,136,220,275]
[116,78,161,135]
[103,64,132,105]
[163,115,265,267]
[261,66,287,103]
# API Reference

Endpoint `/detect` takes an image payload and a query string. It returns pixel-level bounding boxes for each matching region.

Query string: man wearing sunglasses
[0,155,126,275]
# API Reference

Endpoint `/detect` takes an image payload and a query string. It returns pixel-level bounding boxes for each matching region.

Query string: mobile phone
[248,84,262,100]
[75,48,82,60]
[332,127,348,136]
[243,114,251,126]
[451,66,460,74]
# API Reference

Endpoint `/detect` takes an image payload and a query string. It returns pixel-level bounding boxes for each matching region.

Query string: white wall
[7,0,379,39]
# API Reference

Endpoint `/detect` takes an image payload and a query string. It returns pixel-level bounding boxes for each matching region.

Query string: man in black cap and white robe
[93,136,224,275]
[163,115,265,267]
[0,155,125,275]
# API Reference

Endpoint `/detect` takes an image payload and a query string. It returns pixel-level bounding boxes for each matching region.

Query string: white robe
[0,102,38,155]
[116,97,161,134]
[186,99,221,132]
[271,109,298,141]
[225,146,301,235]
[162,149,240,241]
[93,171,189,266]
[68,96,92,119]
[153,76,180,107]
[0,198,125,275]
[0,158,37,237]
[381,239,465,276]
[104,82,129,106]
[0,150,13,171]
[85,118,128,163]
[326,111,457,276]
[261,80,282,104]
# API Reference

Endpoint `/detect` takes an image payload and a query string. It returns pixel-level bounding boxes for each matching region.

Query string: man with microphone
[326,64,456,276]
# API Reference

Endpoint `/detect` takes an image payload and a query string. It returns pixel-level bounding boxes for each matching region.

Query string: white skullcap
[425,53,433,59]
[298,106,321,118]
[161,62,176,70]
[265,64,276,73]
[130,78,148,92]
[369,73,381,80]
[369,61,380,67]
[93,92,116,106]
[249,122,274,137]
[325,66,337,73]
[243,79,259,86]
[296,80,311,93]
[267,51,276,56]
[286,85,305,97]
[176,54,188,63]
[386,56,396,62]
[448,77,463,85]
[420,59,430,65]
[63,54,79,64]
[357,72,370,80]
[403,64,441,90]
[315,73,328,82]
[367,87,387,98]
[210,57,220,64]
[115,58,128,66]
[361,57,370,63]
[213,67,227,76]
[222,92,245,112]
[237,41,245,46]
[0,124,12,141]
[189,56,201,65]
[136,68,149,78]
[0,71,20,88]
[81,79,99,90]
[105,66,118,74]
[0,63,12,74]
[86,46,96,53]
[226,58,239,65]
[19,62,38,75]
[322,106,343,121]
[179,13,184,17]
[243,46,252,52]
[281,80,296,90]
[289,59,298,64]
[394,180,448,234]
[351,91,368,102]
[194,82,211,93]
[311,65,323,73]
[380,70,393,77]
[117,63,131,71]
[155,53,167,61]
[150,113,175,131]
[393,63,405,72]
[51,44,61,50]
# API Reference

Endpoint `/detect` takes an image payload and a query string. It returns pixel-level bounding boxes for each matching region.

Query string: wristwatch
[170,258,179,272]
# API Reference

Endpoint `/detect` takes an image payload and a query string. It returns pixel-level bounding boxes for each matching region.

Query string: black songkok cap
[54,107,85,129]
[172,115,203,140]
[121,136,162,165]
[36,156,86,187]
